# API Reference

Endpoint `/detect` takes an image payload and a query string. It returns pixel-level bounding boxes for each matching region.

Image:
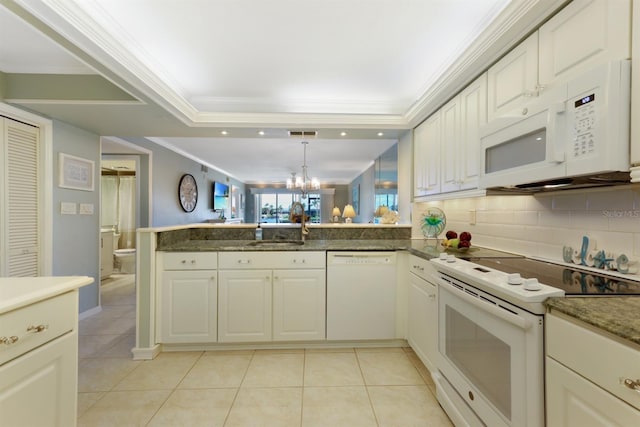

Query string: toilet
[114,248,136,274]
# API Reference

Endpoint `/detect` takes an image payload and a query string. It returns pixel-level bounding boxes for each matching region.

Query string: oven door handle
[441,283,531,330]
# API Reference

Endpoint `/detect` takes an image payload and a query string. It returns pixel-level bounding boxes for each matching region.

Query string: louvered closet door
[3,117,40,276]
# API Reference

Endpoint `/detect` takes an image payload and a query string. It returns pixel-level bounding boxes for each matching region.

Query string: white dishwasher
[326,251,396,340]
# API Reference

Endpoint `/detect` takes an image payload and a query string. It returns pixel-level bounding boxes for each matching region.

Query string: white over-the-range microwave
[479,60,631,192]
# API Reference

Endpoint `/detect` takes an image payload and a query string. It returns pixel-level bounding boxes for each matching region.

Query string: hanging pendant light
[286,141,320,198]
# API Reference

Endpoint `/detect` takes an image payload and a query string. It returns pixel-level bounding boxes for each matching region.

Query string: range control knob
[507,273,523,285]
[446,255,456,263]
[524,278,542,291]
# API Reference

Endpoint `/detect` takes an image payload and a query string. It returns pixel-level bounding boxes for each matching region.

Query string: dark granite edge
[546,296,640,347]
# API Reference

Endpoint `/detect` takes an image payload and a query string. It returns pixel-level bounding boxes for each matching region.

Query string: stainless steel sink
[246,240,305,247]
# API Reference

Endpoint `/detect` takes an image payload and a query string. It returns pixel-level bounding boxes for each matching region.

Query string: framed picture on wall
[58,153,95,191]
[352,184,360,215]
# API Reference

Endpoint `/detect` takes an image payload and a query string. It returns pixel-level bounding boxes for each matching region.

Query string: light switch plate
[79,203,94,215]
[61,202,77,215]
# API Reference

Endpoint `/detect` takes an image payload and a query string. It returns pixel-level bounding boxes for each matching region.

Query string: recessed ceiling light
[258,130,265,136]
[221,130,228,135]
[377,132,384,137]
[340,131,347,136]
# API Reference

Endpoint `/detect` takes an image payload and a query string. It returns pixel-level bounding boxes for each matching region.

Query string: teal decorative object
[421,207,446,238]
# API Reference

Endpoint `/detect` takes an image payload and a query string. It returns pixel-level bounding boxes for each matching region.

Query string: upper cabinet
[414,73,486,199]
[538,0,631,87]
[487,33,539,122]
[488,0,631,122]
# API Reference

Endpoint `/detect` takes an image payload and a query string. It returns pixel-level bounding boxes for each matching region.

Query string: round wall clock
[178,174,198,212]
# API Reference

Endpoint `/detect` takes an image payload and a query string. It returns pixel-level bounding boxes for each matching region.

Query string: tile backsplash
[412,185,640,263]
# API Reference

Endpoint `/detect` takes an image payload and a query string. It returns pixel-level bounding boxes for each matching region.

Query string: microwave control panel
[572,93,596,158]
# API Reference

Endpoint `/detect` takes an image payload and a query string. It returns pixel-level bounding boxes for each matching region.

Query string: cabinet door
[440,95,461,194]
[407,273,437,372]
[458,73,487,190]
[487,32,539,122]
[100,232,114,279]
[546,357,640,427]
[218,270,272,342]
[273,269,326,341]
[0,332,77,427]
[413,111,441,198]
[160,270,217,343]
[539,0,630,88]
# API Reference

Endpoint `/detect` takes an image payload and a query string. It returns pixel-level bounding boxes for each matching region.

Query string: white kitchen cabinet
[218,251,326,343]
[441,73,487,193]
[413,111,441,198]
[272,269,325,341]
[488,0,630,123]
[407,255,438,373]
[0,278,92,427]
[157,252,218,343]
[546,312,640,426]
[100,230,114,280]
[538,0,630,87]
[487,32,539,122]
[218,269,272,342]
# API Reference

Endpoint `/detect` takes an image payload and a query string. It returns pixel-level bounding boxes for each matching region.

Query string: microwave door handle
[546,102,567,163]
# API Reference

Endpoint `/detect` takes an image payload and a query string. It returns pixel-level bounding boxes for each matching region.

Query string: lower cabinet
[546,312,640,426]
[158,252,218,343]
[218,251,326,343]
[218,270,272,342]
[0,332,78,427]
[407,255,438,372]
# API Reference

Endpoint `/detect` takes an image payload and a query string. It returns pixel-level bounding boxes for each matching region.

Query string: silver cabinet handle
[621,378,640,393]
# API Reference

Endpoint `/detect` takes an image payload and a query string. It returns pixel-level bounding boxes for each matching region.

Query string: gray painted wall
[51,120,101,313]
[350,164,376,223]
[120,137,245,227]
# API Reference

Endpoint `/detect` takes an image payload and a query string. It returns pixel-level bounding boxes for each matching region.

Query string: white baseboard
[79,305,102,320]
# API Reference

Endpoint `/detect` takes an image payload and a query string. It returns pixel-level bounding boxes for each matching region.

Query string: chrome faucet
[290,201,309,241]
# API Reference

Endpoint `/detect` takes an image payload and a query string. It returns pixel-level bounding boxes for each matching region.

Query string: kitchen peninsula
[134,223,422,360]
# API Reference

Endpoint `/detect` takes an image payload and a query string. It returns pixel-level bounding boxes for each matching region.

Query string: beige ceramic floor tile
[77,392,105,418]
[304,352,364,386]
[78,357,141,392]
[242,353,304,388]
[204,349,255,356]
[357,352,424,385]
[304,347,355,354]
[114,351,202,391]
[406,352,436,388]
[225,387,303,427]
[179,354,252,388]
[77,389,171,427]
[78,334,124,358]
[355,346,405,353]
[301,386,377,427]
[368,385,454,427]
[255,348,305,354]
[147,388,237,427]
[100,334,135,358]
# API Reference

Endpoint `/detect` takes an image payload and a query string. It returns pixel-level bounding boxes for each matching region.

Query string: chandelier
[286,141,320,198]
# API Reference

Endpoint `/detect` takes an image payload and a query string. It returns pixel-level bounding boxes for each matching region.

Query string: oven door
[437,279,544,427]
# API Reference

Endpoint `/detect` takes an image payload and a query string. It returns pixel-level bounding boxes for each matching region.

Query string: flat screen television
[212,181,229,210]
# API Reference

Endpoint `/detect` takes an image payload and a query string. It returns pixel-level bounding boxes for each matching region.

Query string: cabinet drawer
[219,251,325,269]
[0,291,76,366]
[162,252,218,270]
[409,255,436,282]
[547,312,640,411]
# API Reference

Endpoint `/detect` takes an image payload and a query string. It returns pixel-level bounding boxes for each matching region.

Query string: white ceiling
[0,0,563,183]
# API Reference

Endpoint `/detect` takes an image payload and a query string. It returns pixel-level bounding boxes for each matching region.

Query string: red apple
[445,230,458,239]
[459,240,471,248]
[460,231,472,242]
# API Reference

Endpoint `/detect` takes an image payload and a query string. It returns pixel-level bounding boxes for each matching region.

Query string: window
[255,192,321,223]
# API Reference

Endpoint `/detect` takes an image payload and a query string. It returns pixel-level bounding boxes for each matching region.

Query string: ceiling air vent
[288,130,317,137]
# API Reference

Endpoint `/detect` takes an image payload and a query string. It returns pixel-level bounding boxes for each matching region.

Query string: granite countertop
[157,239,416,252]
[0,276,94,314]
[546,297,640,347]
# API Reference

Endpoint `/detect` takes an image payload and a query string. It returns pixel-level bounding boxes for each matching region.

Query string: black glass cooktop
[468,257,640,296]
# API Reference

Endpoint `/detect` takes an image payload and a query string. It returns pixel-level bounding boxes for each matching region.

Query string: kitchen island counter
[546,296,640,346]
